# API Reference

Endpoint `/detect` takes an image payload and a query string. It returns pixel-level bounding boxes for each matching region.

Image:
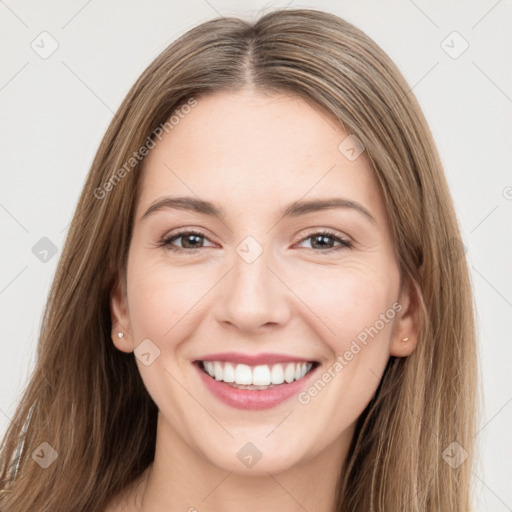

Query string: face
[111,90,418,475]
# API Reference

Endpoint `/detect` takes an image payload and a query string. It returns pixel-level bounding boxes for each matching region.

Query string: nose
[215,244,292,334]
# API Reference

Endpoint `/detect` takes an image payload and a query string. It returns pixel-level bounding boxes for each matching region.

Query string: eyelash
[157,229,353,254]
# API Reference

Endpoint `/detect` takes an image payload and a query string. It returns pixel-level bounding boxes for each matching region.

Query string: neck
[139,413,354,512]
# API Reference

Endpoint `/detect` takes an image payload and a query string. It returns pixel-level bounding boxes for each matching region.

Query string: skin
[107,89,419,512]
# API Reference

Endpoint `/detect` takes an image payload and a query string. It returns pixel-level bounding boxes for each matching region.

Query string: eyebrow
[140,196,376,224]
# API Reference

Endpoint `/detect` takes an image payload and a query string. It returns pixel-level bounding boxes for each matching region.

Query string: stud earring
[117,332,124,339]
[401,337,409,342]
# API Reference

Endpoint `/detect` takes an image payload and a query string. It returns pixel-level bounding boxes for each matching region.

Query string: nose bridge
[216,235,289,331]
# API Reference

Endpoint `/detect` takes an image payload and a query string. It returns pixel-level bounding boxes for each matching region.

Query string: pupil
[183,234,202,248]
[312,235,332,249]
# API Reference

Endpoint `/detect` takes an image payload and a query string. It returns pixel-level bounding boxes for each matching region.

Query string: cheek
[126,257,203,343]
[283,265,399,454]
[291,264,397,356]
[125,257,206,415]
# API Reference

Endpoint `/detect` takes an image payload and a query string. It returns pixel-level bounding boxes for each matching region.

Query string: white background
[1,1,511,510]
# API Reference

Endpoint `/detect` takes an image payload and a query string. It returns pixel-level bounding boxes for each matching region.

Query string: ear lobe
[110,275,134,353]
[389,274,422,357]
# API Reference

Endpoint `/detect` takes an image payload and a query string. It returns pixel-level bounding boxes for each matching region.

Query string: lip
[193,360,319,411]
[194,352,317,366]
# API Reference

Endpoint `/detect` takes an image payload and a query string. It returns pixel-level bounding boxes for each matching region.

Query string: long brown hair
[0,8,477,511]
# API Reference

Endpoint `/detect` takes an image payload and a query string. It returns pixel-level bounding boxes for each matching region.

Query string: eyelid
[294,226,351,242]
[158,227,353,253]
[158,228,216,251]
[293,228,353,251]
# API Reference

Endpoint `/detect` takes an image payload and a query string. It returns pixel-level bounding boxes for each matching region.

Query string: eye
[157,228,352,254]
[295,230,353,252]
[158,229,215,253]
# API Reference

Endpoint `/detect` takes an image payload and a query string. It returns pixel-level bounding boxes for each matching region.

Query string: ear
[390,272,422,357]
[110,274,134,353]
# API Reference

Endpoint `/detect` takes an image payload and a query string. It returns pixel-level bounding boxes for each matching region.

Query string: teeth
[253,365,271,386]
[270,364,284,384]
[214,361,223,380]
[284,363,295,383]
[234,364,252,385]
[223,362,235,383]
[204,361,214,377]
[200,361,314,386]
[294,363,302,381]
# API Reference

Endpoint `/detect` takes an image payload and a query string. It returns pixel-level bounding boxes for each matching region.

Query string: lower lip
[194,362,318,410]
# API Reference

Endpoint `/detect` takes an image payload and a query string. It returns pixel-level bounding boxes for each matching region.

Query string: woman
[0,8,477,511]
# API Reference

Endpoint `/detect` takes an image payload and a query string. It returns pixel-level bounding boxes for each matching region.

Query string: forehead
[137,90,386,224]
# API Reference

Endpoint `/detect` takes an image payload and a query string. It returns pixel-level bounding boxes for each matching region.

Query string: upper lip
[194,352,318,366]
